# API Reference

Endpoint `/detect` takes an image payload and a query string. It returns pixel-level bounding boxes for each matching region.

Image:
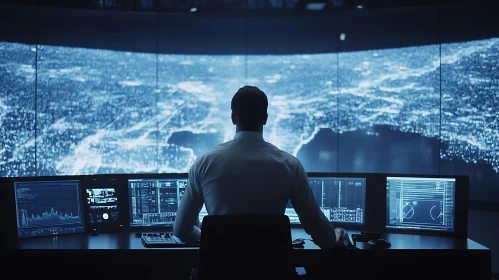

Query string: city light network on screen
[0,38,498,201]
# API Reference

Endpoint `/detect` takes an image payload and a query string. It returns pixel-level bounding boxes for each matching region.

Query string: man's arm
[289,159,337,249]
[173,164,204,243]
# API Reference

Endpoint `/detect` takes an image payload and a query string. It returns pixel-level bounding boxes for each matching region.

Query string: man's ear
[262,113,268,125]
[231,112,236,125]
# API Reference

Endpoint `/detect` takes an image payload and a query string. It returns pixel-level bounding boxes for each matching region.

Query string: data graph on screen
[286,177,366,225]
[386,177,455,232]
[14,180,85,238]
[128,178,187,227]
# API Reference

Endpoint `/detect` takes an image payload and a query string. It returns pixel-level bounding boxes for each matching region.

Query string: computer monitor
[82,176,126,230]
[286,176,366,225]
[86,187,119,224]
[128,177,187,227]
[14,180,85,238]
[386,177,456,232]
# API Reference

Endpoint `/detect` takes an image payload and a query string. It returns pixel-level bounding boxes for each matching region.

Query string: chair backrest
[198,215,294,280]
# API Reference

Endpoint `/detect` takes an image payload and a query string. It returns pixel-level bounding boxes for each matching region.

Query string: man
[173,86,337,249]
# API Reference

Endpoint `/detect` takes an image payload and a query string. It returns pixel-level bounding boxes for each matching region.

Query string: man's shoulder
[194,140,300,166]
[263,142,300,162]
[192,141,233,163]
[205,141,234,155]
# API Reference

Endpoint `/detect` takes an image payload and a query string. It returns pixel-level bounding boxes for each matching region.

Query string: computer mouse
[367,239,391,249]
[135,232,142,238]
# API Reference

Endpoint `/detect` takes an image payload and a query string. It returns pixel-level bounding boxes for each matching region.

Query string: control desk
[2,173,482,278]
[8,228,491,280]
[11,228,486,250]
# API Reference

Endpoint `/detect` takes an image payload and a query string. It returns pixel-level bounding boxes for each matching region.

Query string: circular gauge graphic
[402,203,415,220]
[103,213,109,220]
[430,206,443,221]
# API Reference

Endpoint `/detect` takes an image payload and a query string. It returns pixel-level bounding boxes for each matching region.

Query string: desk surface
[14,228,489,251]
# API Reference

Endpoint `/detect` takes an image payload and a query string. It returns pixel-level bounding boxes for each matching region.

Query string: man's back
[195,131,297,216]
[173,85,336,249]
[174,132,337,249]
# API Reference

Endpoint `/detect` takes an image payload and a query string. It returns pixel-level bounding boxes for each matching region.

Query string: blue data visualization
[14,180,85,238]
[286,177,366,225]
[0,38,498,202]
[128,178,188,227]
[86,188,119,224]
[386,177,455,232]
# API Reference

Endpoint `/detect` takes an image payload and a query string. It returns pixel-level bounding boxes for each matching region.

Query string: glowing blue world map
[0,38,498,200]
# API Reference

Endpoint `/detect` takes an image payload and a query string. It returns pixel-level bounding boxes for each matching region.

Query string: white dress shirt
[173,131,337,249]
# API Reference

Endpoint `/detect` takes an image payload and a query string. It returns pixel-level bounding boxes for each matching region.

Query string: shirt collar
[233,131,264,141]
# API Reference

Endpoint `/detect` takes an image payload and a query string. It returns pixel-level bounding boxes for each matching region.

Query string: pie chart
[403,203,415,220]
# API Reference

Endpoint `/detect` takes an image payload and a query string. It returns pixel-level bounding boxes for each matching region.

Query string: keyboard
[141,233,198,248]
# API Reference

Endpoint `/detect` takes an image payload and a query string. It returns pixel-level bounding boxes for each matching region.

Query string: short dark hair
[231,86,268,129]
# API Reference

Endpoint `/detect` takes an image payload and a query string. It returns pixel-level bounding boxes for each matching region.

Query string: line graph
[14,180,85,238]
[20,207,80,227]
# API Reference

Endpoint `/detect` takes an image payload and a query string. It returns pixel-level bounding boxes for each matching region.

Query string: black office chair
[193,214,305,280]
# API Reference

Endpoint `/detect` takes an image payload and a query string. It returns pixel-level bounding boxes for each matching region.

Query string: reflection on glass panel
[338,45,441,174]
[159,0,301,10]
[29,0,303,10]
[157,55,245,172]
[160,0,244,10]
[34,0,154,10]
[36,45,157,175]
[441,38,499,202]
[247,54,338,172]
[96,0,155,9]
[0,42,36,177]
[13,0,449,10]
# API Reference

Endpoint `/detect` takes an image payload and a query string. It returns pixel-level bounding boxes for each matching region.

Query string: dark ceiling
[2,0,483,12]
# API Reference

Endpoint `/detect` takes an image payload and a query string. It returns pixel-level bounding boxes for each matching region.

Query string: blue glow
[0,38,498,200]
[14,180,85,238]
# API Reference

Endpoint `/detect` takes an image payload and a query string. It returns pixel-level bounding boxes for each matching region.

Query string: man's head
[231,86,268,133]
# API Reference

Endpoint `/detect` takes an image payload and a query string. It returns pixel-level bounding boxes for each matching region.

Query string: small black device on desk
[351,232,383,244]
[292,238,305,248]
[350,232,391,249]
[140,232,198,248]
[367,239,391,249]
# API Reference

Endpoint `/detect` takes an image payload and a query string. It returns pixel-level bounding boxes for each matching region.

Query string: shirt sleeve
[289,159,337,249]
[173,162,204,243]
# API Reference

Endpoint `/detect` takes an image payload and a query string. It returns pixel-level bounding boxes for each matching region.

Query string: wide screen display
[286,177,366,225]
[386,177,455,232]
[0,38,498,201]
[128,178,187,227]
[14,180,85,238]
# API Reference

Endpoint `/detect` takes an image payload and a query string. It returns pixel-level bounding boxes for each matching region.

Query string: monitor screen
[14,180,85,238]
[286,177,366,225]
[128,178,187,227]
[386,177,455,232]
[86,188,119,224]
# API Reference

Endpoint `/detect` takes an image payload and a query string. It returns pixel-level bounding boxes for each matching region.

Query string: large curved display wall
[0,5,498,202]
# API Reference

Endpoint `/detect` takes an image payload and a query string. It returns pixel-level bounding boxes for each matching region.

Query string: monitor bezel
[1,177,17,245]
[291,172,375,231]
[380,174,468,238]
[12,176,87,239]
[126,173,188,230]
